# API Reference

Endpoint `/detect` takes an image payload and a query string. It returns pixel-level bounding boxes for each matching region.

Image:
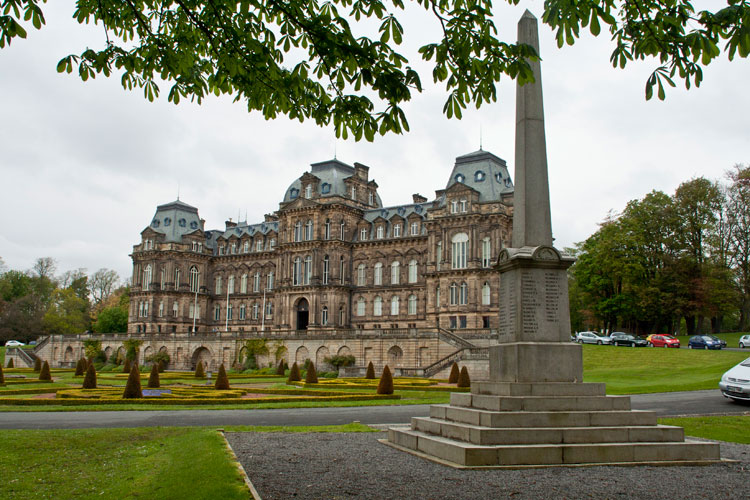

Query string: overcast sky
[1,1,748,283]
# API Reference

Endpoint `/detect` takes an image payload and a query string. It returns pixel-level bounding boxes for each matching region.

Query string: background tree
[3,2,748,139]
[89,269,120,307]
[725,164,750,330]
[41,288,91,335]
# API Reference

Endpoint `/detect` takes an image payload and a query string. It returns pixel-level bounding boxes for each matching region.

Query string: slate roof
[147,200,202,243]
[282,158,383,206]
[444,149,514,203]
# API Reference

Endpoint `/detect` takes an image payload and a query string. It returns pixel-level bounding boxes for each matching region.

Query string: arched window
[305,255,312,285]
[451,233,468,269]
[190,266,200,293]
[215,276,223,295]
[408,259,417,283]
[482,282,491,305]
[228,275,235,294]
[240,274,248,294]
[321,306,329,326]
[408,295,417,315]
[323,255,330,285]
[391,261,400,285]
[391,296,400,316]
[294,221,302,242]
[143,264,152,290]
[374,262,383,285]
[253,271,260,292]
[357,264,366,286]
[293,257,302,286]
[450,282,458,305]
[374,296,383,316]
[305,220,313,240]
[460,282,468,305]
[356,297,365,316]
[482,237,491,268]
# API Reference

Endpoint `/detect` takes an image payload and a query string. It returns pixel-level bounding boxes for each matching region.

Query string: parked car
[719,357,750,402]
[610,332,648,347]
[740,335,750,349]
[4,340,24,347]
[575,331,612,345]
[688,335,722,350]
[647,335,681,348]
[707,335,727,349]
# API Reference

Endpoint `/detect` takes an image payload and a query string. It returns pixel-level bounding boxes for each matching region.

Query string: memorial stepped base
[386,382,721,468]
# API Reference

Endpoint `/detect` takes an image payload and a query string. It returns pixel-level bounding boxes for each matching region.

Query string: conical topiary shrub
[377,365,394,395]
[38,360,52,381]
[82,363,97,389]
[75,358,85,376]
[276,359,285,376]
[122,364,143,399]
[457,366,471,388]
[195,361,205,378]
[157,360,165,373]
[215,363,230,390]
[287,362,301,383]
[305,362,318,384]
[147,363,160,388]
[122,358,132,374]
[448,362,460,384]
[365,361,375,379]
[6,358,14,369]
[33,357,42,372]
[0,363,4,384]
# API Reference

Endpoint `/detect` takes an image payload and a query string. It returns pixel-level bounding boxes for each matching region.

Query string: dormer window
[230,243,236,254]
[411,222,419,235]
[305,185,312,198]
[321,183,331,194]
[243,241,250,253]
[256,240,263,252]
[219,245,225,255]
[460,199,467,212]
[475,170,485,182]
[360,228,368,241]
[368,192,374,205]
[450,200,458,213]
[351,186,356,199]
[376,226,384,239]
[455,173,465,183]
[393,224,401,237]
[192,241,200,252]
[178,218,186,227]
[269,238,276,249]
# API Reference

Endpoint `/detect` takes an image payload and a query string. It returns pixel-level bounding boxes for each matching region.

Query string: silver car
[719,357,750,402]
[575,331,612,345]
[739,335,750,349]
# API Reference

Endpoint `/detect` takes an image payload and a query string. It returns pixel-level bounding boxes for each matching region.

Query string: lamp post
[224,278,230,333]
[261,287,267,332]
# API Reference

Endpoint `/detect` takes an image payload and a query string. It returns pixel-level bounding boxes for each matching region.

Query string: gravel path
[226,431,750,499]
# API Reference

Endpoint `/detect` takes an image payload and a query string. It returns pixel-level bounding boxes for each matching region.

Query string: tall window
[142,264,152,290]
[482,237,491,268]
[339,220,345,240]
[265,301,273,318]
[171,302,177,317]
[239,304,246,320]
[305,184,312,198]
[411,222,419,235]
[253,303,259,319]
[391,261,400,285]
[228,275,235,294]
[160,268,166,290]
[356,297,365,316]
[244,241,250,253]
[357,264,366,286]
[305,220,313,240]
[408,259,417,283]
[374,262,383,285]
[253,271,260,292]
[450,200,458,213]
[339,256,345,283]
[325,219,331,240]
[230,242,236,254]
[376,226,384,239]
[360,228,367,241]
[214,305,220,321]
[408,295,417,315]
[393,224,401,237]
[227,303,233,320]
[256,240,263,252]
[240,274,248,294]
[460,282,468,305]
[451,233,468,269]
[450,283,458,305]
[158,301,164,317]
[323,256,329,285]
[269,238,276,250]
[436,241,442,271]
[482,282,491,305]
[294,221,302,242]
[374,296,383,316]
[351,185,356,199]
[215,276,223,295]
[143,301,150,317]
[321,306,328,326]
[190,266,200,293]
[174,268,180,290]
[267,271,274,290]
[305,256,312,285]
[459,199,467,212]
[190,304,200,319]
[391,296,400,315]
[339,305,345,325]
[293,257,301,286]
[436,286,440,308]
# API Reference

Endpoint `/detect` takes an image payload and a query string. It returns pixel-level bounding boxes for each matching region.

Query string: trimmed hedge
[448,362,460,384]
[6,358,14,369]
[275,359,285,376]
[148,364,160,388]
[457,366,471,388]
[287,362,301,383]
[365,361,375,379]
[122,358,131,374]
[214,364,230,390]
[377,365,394,395]
[0,364,3,384]
[305,362,318,384]
[122,364,142,399]
[82,364,97,389]
[75,358,85,376]
[33,358,42,372]
[195,362,205,378]
[38,361,52,381]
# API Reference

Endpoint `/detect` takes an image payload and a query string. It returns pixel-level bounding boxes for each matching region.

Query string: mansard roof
[215,221,279,241]
[146,199,203,243]
[282,158,383,206]
[445,149,514,203]
[363,202,434,224]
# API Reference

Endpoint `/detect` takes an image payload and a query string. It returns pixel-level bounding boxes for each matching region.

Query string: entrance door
[296,298,309,330]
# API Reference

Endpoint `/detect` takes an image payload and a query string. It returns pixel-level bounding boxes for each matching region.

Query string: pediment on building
[284,197,319,210]
[445,182,479,196]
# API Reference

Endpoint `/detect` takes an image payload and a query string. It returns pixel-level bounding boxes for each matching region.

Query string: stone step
[430,405,658,428]
[472,381,606,397]
[451,393,631,412]
[411,417,685,445]
[388,428,721,467]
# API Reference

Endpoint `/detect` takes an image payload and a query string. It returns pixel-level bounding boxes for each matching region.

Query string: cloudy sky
[1,1,748,283]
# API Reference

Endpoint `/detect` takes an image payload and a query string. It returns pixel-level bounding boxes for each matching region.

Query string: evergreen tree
[365,361,375,379]
[215,363,230,390]
[305,362,318,384]
[122,357,131,374]
[287,362,301,383]
[122,364,142,398]
[276,359,285,376]
[33,357,42,372]
[457,366,471,388]
[448,362,460,383]
[82,363,97,389]
[377,365,394,395]
[195,361,205,378]
[147,363,160,388]
[75,358,85,376]
[38,360,51,381]
[6,358,13,368]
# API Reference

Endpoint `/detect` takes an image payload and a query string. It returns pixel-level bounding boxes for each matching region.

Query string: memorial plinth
[384,9,721,468]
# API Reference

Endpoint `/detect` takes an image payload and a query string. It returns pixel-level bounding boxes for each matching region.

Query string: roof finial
[177,182,180,201]
[479,122,483,151]
[334,138,337,160]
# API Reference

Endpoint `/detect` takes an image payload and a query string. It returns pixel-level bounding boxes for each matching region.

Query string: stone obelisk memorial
[385,11,721,467]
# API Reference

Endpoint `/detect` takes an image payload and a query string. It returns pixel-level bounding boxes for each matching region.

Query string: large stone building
[129,149,513,336]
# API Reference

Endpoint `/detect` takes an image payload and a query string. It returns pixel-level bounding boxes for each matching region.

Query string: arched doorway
[191,347,212,370]
[295,298,309,330]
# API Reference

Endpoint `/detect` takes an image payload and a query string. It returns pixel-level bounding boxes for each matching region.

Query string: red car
[648,335,680,348]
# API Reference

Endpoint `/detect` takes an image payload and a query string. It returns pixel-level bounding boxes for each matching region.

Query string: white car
[575,331,612,345]
[739,335,750,349]
[4,340,24,347]
[719,357,750,402]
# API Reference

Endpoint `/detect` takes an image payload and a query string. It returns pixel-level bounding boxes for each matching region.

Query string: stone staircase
[386,381,720,467]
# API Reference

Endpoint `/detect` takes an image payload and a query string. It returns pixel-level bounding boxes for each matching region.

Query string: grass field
[660,415,750,444]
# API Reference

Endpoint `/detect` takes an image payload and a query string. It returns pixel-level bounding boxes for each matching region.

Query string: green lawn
[0,427,250,500]
[583,344,748,394]
[660,415,750,444]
